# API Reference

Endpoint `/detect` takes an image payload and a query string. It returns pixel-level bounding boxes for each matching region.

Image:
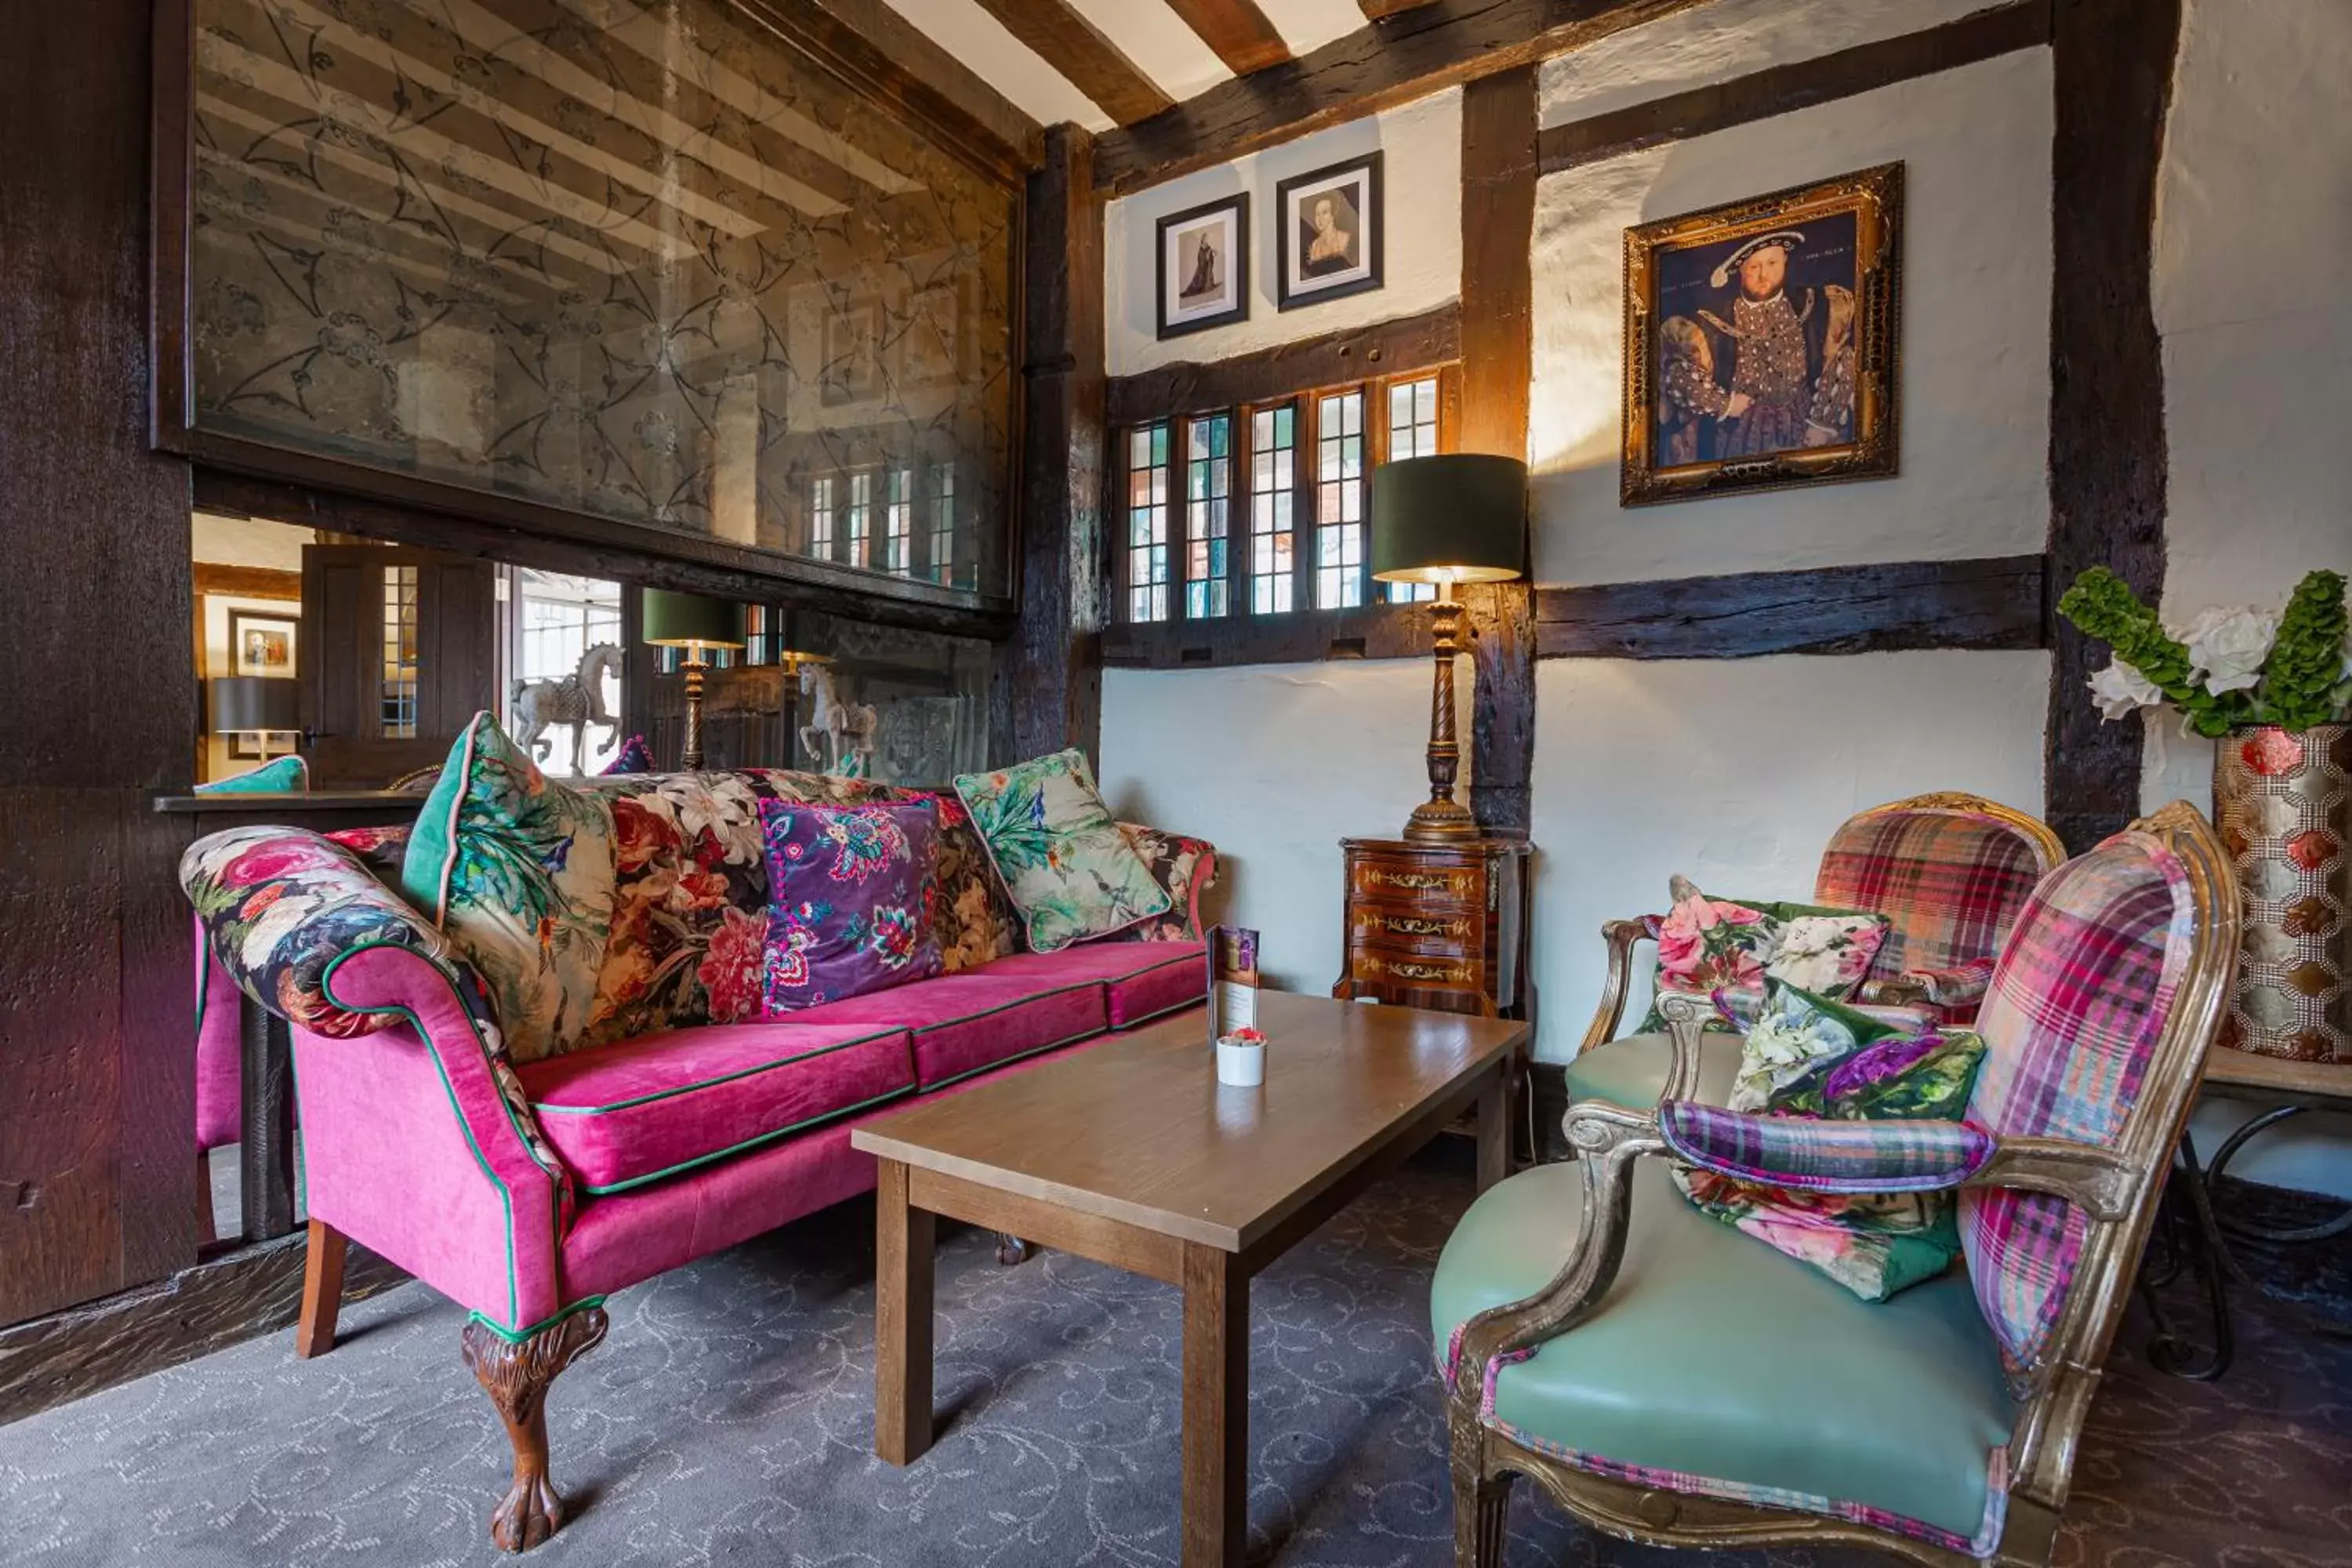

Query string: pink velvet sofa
[181,770,1214,1552]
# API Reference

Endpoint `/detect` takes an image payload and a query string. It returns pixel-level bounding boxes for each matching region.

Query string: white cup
[1214,1038,1265,1087]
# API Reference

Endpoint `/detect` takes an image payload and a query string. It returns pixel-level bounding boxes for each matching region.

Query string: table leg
[874,1158,935,1465]
[1475,1068,1508,1195]
[1181,1242,1247,1568]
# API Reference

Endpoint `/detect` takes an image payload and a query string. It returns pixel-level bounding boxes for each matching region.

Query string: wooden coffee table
[852,990,1530,1568]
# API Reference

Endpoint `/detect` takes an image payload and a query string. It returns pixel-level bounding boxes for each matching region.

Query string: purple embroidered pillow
[757,797,942,1013]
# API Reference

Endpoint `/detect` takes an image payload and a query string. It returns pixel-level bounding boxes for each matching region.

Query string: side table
[1333,836,1536,1158]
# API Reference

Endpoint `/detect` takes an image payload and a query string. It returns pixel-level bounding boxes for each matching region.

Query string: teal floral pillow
[400,713,617,1063]
[953,750,1170,953]
[194,755,309,793]
[1676,979,1989,1301]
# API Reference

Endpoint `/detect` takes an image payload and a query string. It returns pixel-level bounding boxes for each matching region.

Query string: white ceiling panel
[873,0,1114,131]
[1256,0,1371,57]
[1069,0,1236,103]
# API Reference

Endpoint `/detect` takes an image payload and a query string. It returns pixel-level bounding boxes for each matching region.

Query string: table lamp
[207,675,303,753]
[1369,454,1529,843]
[642,589,746,769]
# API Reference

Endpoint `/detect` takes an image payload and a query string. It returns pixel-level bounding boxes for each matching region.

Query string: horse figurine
[798,661,877,778]
[511,641,623,775]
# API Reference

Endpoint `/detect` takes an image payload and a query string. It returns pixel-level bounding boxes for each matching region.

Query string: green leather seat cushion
[1561,1029,1740,1109]
[1436,1033,2015,1542]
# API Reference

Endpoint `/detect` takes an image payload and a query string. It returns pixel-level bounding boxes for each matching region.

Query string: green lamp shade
[642,589,746,650]
[207,676,301,734]
[1370,453,1530,584]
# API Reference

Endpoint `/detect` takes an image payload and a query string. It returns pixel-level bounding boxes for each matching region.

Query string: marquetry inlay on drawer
[1350,862,1483,905]
[1350,908,1479,946]
[1351,950,1483,989]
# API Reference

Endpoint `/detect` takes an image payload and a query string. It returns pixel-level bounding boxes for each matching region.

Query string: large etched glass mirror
[169,0,1016,601]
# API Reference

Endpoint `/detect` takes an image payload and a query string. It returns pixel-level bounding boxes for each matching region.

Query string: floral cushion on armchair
[1635,874,1889,1031]
[1675,980,1988,1301]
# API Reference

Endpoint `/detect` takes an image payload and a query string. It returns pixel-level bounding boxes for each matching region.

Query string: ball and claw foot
[460,1307,609,1553]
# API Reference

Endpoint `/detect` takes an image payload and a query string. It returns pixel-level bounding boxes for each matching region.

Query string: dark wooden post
[996,123,1108,768]
[2045,0,2181,851]
[1459,67,1540,837]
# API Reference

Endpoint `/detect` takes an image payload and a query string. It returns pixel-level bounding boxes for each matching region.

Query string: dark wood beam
[2045,0,2179,853]
[1093,0,1714,194]
[728,0,1045,180]
[1361,0,1444,16]
[1105,303,1459,426]
[971,0,1174,127]
[1102,603,1428,670]
[995,125,1109,765]
[1167,0,1294,76]
[1534,556,2049,660]
[193,561,303,602]
[1458,67,1538,838]
[1539,0,2053,173]
[0,1229,405,1425]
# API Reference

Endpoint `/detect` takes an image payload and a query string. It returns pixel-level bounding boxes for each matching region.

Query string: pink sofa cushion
[790,970,1109,1090]
[517,1022,917,1193]
[981,942,1207,1029]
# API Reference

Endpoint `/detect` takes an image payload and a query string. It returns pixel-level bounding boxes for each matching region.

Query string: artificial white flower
[2086,658,2164,720]
[2176,604,2279,695]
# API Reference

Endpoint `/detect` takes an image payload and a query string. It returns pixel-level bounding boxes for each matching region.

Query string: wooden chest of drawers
[1334,837,1534,1019]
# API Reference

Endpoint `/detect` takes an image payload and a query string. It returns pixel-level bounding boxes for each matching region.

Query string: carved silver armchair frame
[1452,804,2238,1566]
[1577,791,2071,1054]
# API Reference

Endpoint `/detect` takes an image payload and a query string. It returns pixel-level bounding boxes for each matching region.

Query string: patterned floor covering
[2,1149,2347,1567]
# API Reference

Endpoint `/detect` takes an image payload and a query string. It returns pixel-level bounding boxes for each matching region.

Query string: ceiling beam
[1166,0,1294,76]
[1359,0,1444,18]
[1093,0,1715,194]
[967,0,1176,127]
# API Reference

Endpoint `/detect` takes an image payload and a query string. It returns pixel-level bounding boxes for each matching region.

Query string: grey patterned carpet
[3,1146,2347,1568]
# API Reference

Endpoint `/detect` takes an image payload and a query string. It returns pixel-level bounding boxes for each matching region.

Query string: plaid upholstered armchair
[1433,803,2238,1566]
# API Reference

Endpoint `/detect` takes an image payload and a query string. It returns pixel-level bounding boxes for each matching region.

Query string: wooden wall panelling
[1534,556,2049,659]
[0,0,198,1327]
[0,1229,405,1426]
[1537,0,2053,174]
[1091,0,1714,194]
[2045,0,2179,853]
[1458,67,1539,838]
[1105,303,1461,427]
[997,125,1109,768]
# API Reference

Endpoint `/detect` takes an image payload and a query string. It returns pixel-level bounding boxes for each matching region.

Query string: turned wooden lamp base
[1401,588,1480,844]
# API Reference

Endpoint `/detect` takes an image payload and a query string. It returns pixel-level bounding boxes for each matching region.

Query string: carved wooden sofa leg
[996,1232,1031,1265]
[296,1219,347,1359]
[461,1308,610,1553]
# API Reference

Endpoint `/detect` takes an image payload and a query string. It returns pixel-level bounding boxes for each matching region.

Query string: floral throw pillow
[600,734,655,775]
[758,797,942,1011]
[953,750,1171,953]
[399,713,617,1063]
[1637,875,1889,1031]
[1676,979,1990,1301]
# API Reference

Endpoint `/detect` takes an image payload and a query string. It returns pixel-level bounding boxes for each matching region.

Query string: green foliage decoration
[2058,566,2351,736]
[2264,570,2349,731]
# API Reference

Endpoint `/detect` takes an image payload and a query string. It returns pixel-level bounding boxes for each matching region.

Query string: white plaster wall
[1540,0,1993,127]
[1529,48,2052,583]
[1098,657,1471,994]
[1530,650,2051,1062]
[1105,91,1462,378]
[2147,0,2352,1197]
[193,511,307,570]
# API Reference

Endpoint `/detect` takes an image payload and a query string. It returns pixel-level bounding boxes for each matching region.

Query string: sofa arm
[182,824,468,1037]
[1114,822,1218,942]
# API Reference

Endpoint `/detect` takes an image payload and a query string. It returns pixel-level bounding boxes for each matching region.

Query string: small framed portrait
[1156,194,1249,339]
[1621,162,1903,506]
[228,608,299,677]
[1276,151,1382,311]
[822,298,884,406]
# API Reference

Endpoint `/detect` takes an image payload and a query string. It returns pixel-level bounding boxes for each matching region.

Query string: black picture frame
[1155,194,1250,340]
[1276,151,1384,311]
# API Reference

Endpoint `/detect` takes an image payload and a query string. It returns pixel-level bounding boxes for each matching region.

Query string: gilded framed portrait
[1621,162,1902,506]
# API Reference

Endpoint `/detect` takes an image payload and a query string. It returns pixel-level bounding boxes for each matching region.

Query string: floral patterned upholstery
[1109,823,1218,942]
[953,750,1169,953]
[1815,804,2063,1025]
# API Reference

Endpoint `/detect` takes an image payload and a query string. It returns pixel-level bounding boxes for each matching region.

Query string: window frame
[1112,363,1461,638]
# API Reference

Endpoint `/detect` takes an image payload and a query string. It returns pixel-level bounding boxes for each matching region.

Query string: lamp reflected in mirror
[641,590,746,770]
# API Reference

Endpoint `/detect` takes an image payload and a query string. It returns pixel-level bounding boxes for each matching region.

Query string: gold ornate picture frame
[1621,162,1902,507]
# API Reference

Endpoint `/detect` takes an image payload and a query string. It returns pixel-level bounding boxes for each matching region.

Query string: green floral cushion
[194,755,309,793]
[400,713,618,1064]
[1635,874,1890,1032]
[1675,980,1988,1301]
[953,750,1171,954]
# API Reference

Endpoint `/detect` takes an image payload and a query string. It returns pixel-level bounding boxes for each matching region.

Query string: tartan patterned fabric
[1816,809,2055,1025]
[1960,830,2194,1377]
[1487,1417,2010,1560]
[1659,1101,1995,1193]
[1907,956,1998,1011]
